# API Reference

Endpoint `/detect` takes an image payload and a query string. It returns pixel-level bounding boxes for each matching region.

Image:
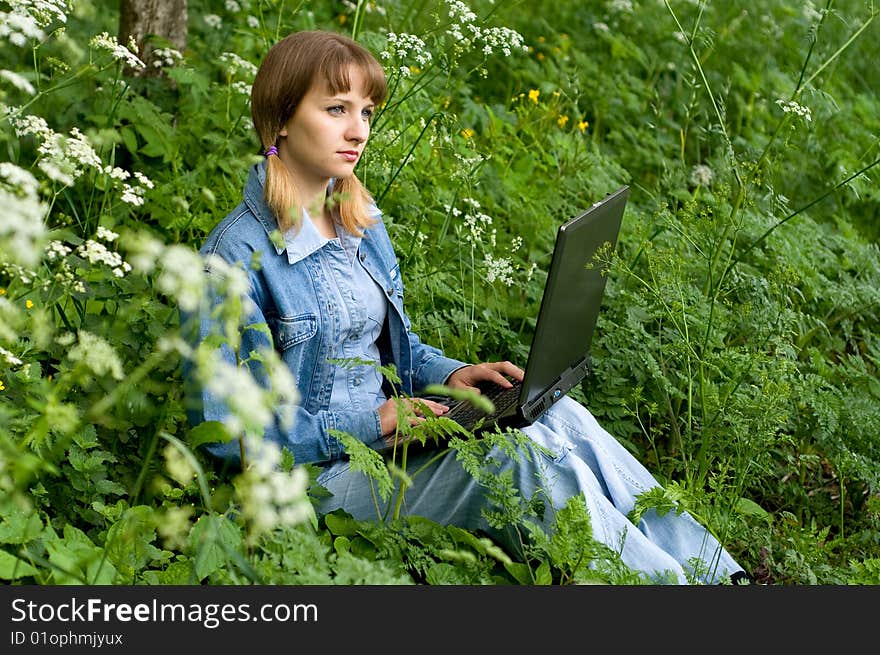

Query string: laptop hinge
[521,355,593,423]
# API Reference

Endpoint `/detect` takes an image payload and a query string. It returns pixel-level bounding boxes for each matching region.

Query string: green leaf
[0,550,38,580]
[187,420,234,449]
[333,535,352,555]
[120,125,138,153]
[45,524,118,585]
[534,559,553,585]
[324,511,360,538]
[503,561,533,585]
[735,497,772,522]
[142,558,196,585]
[104,506,163,581]
[189,514,243,582]
[0,500,43,545]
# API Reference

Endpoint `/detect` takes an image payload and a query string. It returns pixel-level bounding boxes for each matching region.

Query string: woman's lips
[338,151,359,162]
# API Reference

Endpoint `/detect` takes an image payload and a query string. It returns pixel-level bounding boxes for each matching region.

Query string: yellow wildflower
[578,120,589,133]
[0,380,5,391]
[528,89,540,104]
[25,299,33,309]
[537,52,545,61]
[0,288,5,295]
[461,128,475,139]
[337,14,347,24]
[409,65,421,74]
[557,114,569,128]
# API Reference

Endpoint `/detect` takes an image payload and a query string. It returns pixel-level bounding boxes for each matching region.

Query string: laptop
[392,185,630,446]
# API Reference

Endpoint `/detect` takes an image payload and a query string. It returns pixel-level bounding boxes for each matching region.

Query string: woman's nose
[347,117,369,143]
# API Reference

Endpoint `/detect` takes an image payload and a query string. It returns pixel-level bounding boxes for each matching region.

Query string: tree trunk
[118,0,188,75]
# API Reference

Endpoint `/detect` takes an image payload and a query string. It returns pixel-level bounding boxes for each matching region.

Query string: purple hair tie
[264,145,278,157]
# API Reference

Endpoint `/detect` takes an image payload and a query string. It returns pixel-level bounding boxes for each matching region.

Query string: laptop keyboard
[445,379,522,432]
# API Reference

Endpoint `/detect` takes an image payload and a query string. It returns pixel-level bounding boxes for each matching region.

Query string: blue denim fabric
[283,210,388,413]
[186,161,467,465]
[318,396,745,584]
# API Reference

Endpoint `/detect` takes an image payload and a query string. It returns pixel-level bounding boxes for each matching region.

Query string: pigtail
[334,174,377,236]
[263,147,303,233]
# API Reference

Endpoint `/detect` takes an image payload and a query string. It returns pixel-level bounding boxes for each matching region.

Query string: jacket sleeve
[181,271,383,468]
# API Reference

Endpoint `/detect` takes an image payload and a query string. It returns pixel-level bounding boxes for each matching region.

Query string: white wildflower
[381,32,433,68]
[8,111,53,140]
[76,239,131,278]
[608,0,633,12]
[133,171,154,189]
[204,253,249,300]
[483,253,515,285]
[0,69,35,95]
[125,233,164,274]
[219,51,257,78]
[235,436,311,543]
[163,442,196,486]
[89,32,145,70]
[246,15,259,29]
[0,186,47,267]
[690,164,714,187]
[120,183,144,205]
[480,26,526,57]
[67,330,125,380]
[0,162,39,196]
[0,11,46,47]
[151,47,183,69]
[104,165,130,181]
[65,127,102,170]
[9,0,70,27]
[96,226,119,242]
[231,80,251,97]
[225,0,241,12]
[156,505,192,550]
[45,240,71,260]
[0,346,23,366]
[201,357,273,437]
[204,14,223,30]
[156,245,208,312]
[776,98,812,122]
[448,0,477,23]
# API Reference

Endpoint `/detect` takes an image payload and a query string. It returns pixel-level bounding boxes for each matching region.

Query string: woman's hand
[377,396,449,438]
[446,361,524,393]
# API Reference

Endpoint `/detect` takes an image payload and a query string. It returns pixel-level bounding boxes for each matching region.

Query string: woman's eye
[328,105,344,115]
[361,108,374,120]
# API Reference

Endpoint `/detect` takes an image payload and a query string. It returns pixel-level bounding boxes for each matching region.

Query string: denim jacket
[185,162,467,466]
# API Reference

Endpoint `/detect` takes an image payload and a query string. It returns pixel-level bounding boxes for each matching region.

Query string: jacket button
[359,253,366,262]
[385,287,393,295]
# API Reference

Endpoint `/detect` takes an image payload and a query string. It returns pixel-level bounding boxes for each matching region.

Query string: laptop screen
[519,186,629,417]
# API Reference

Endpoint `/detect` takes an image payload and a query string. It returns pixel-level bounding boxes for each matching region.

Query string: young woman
[188,29,747,584]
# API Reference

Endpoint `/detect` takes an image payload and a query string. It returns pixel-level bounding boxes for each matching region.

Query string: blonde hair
[251,30,387,235]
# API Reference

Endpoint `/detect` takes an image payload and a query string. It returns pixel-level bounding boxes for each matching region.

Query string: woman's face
[277,65,375,199]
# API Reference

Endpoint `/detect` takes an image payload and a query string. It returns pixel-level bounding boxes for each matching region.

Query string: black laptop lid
[518,186,629,421]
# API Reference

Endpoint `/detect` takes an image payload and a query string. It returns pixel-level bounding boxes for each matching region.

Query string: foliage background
[1,0,879,585]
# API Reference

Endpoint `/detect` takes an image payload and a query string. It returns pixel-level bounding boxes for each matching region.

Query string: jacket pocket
[275,313,318,351]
